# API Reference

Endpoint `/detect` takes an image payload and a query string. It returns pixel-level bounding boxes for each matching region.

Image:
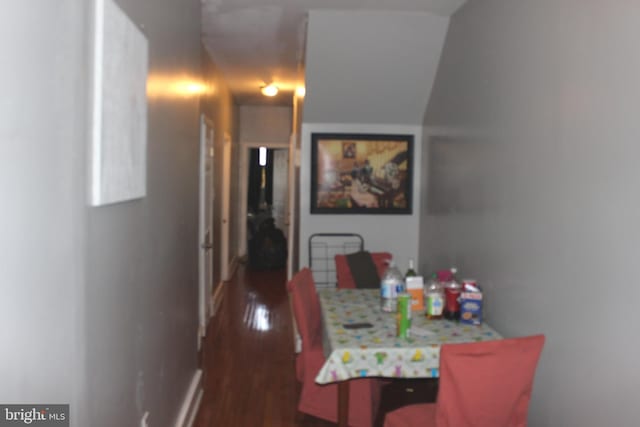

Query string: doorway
[239,143,289,270]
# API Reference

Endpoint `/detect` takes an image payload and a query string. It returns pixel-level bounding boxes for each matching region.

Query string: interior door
[287,133,297,280]
[220,132,232,281]
[198,115,215,348]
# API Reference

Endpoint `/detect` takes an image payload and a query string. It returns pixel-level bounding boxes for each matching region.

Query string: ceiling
[201,0,467,106]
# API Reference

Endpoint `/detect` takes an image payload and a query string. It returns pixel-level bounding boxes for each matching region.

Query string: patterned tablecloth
[315,288,502,384]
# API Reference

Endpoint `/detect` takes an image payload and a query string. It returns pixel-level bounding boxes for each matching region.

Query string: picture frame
[310,133,414,214]
[90,0,148,206]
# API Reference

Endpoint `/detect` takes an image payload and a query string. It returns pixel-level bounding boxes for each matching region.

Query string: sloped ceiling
[201,0,465,105]
[303,10,450,124]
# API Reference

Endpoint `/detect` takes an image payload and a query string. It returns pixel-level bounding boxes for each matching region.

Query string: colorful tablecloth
[315,288,502,384]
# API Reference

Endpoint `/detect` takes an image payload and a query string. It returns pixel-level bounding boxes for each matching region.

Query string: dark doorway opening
[247,148,287,270]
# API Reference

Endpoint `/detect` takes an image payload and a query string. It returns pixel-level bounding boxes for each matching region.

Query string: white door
[220,132,232,281]
[287,134,297,280]
[198,115,215,348]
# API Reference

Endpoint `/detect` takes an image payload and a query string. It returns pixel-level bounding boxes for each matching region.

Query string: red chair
[288,268,381,427]
[384,334,545,427]
[335,252,392,289]
[287,268,322,383]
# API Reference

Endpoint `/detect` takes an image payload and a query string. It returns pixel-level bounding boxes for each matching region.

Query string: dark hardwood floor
[193,264,334,427]
[193,263,437,427]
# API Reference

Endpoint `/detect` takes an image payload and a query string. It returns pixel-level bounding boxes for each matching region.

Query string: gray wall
[202,48,237,288]
[1,1,233,426]
[238,105,292,143]
[304,10,449,125]
[0,2,88,424]
[421,1,640,425]
[85,0,204,425]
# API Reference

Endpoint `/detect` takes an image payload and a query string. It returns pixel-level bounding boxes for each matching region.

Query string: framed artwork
[90,0,148,206]
[310,133,414,214]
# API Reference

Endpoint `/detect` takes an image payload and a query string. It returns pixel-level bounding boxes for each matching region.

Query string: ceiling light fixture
[261,84,279,97]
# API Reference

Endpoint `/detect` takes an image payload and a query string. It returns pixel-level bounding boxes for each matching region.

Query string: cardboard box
[459,291,482,325]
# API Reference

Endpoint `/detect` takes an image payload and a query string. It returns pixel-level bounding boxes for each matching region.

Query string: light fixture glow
[147,75,212,98]
[259,146,267,166]
[261,84,279,97]
[296,86,306,97]
[179,82,208,95]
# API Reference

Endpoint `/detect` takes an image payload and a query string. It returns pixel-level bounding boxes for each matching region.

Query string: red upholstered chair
[288,268,381,427]
[286,274,307,383]
[384,334,545,427]
[335,252,392,289]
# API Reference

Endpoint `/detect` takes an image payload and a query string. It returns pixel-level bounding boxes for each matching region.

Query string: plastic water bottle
[380,260,404,312]
[425,273,444,319]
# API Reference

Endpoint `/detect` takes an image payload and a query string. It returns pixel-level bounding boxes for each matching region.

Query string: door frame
[238,142,290,260]
[286,133,297,280]
[220,132,233,281]
[198,114,215,349]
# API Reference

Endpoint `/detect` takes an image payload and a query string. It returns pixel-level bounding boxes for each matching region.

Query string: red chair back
[335,252,392,289]
[435,334,545,427]
[288,268,322,353]
[289,268,382,427]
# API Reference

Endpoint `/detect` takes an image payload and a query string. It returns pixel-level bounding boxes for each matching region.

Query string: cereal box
[459,291,483,325]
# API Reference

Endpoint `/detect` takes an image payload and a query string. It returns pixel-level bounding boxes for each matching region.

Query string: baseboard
[210,281,225,317]
[174,369,203,427]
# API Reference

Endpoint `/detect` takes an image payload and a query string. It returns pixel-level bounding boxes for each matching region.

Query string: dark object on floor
[249,218,287,270]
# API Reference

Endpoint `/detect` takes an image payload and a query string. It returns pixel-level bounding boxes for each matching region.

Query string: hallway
[193,265,334,427]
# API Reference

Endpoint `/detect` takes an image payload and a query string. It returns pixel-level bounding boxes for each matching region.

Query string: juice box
[405,276,425,311]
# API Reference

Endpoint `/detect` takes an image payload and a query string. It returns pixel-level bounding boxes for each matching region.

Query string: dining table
[315,288,502,427]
